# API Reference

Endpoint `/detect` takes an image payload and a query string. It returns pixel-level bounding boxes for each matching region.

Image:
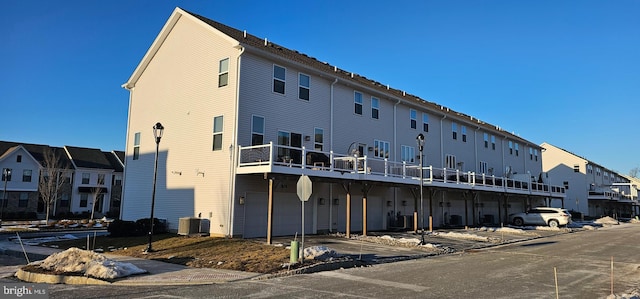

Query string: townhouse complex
[120,7,582,239]
[542,143,639,218]
[0,141,124,220]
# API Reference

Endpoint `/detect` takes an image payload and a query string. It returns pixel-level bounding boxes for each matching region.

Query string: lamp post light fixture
[145,122,164,254]
[416,133,425,245]
[1,168,11,222]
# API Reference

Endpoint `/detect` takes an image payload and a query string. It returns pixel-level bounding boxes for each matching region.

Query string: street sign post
[296,175,312,263]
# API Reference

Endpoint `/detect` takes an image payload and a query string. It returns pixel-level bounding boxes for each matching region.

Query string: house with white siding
[0,141,124,219]
[541,142,639,218]
[121,7,566,239]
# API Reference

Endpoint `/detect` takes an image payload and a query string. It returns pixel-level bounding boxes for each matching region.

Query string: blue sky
[2,1,638,174]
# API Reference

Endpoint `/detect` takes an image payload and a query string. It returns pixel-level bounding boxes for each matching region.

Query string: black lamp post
[145,122,164,253]
[1,168,11,222]
[416,134,425,245]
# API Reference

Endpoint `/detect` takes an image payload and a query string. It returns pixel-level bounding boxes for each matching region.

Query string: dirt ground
[43,234,309,274]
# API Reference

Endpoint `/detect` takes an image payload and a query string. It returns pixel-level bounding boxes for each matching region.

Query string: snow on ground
[595,216,620,225]
[21,234,79,246]
[32,247,146,279]
[303,246,339,261]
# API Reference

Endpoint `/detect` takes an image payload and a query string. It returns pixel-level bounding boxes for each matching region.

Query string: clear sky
[2,1,638,174]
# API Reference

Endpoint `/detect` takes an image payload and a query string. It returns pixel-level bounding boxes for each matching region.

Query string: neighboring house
[541,142,638,218]
[121,8,565,238]
[0,141,123,219]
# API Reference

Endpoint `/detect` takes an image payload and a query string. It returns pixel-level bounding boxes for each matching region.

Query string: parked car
[509,207,571,227]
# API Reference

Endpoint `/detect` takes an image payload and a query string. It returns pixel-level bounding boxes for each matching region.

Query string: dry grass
[43,234,303,274]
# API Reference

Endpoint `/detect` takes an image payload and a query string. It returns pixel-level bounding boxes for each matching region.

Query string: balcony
[237,143,566,198]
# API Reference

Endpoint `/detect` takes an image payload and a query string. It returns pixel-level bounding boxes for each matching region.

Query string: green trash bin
[290,241,299,264]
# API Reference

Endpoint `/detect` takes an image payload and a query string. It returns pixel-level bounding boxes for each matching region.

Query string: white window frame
[273,64,286,94]
[445,154,456,169]
[298,73,310,101]
[410,109,417,129]
[461,125,467,142]
[422,113,429,132]
[218,58,229,87]
[371,97,379,119]
[374,139,390,159]
[401,145,415,163]
[354,91,363,115]
[251,115,265,146]
[213,115,224,151]
[479,161,488,174]
[452,123,458,140]
[133,132,141,160]
[314,128,324,151]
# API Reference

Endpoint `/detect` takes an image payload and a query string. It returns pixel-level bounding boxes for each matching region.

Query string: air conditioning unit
[178,217,201,235]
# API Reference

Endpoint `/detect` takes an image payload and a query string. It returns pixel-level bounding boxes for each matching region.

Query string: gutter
[228,45,245,237]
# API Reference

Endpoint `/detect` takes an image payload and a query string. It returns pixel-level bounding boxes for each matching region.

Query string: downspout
[393,99,401,220]
[440,115,447,168]
[228,45,245,237]
[329,78,338,151]
[120,84,135,220]
[329,78,338,232]
[474,126,480,173]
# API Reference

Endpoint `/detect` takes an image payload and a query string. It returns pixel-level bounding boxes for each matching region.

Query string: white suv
[509,207,571,227]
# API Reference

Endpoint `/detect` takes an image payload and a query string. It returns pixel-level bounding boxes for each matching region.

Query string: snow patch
[33,247,146,279]
[595,216,620,225]
[303,246,339,261]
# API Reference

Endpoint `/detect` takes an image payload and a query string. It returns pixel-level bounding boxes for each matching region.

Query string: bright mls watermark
[2,283,48,298]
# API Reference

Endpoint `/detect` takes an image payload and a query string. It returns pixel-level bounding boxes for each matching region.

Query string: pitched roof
[181,8,539,148]
[65,146,113,169]
[0,141,73,169]
[104,151,124,172]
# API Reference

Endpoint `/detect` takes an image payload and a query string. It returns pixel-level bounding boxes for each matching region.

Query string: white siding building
[122,8,566,238]
[541,142,638,218]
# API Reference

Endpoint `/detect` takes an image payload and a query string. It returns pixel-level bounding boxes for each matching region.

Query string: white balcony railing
[237,143,566,197]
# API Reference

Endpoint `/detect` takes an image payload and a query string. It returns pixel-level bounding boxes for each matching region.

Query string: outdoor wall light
[239,196,245,205]
[333,198,339,205]
[318,198,325,205]
[386,201,392,207]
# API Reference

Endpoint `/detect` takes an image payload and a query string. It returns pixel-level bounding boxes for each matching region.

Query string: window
[60,193,70,207]
[509,141,513,155]
[484,133,489,148]
[97,174,105,185]
[298,73,310,100]
[82,173,90,184]
[314,128,324,151]
[251,115,265,146]
[410,109,417,129]
[133,132,141,160]
[22,170,32,182]
[491,135,496,150]
[113,174,122,186]
[461,126,467,142]
[401,145,415,163]
[529,148,533,160]
[212,115,223,151]
[573,164,580,172]
[371,97,379,119]
[273,65,286,94]
[374,140,390,159]
[515,143,519,156]
[445,155,456,169]
[422,113,429,132]
[452,123,458,140]
[587,165,593,174]
[16,155,22,163]
[80,193,88,208]
[596,167,601,176]
[2,168,11,181]
[479,161,488,174]
[534,149,538,161]
[19,193,28,207]
[354,91,363,115]
[218,58,229,87]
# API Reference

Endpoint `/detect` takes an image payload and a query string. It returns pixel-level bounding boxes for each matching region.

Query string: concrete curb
[15,268,111,285]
